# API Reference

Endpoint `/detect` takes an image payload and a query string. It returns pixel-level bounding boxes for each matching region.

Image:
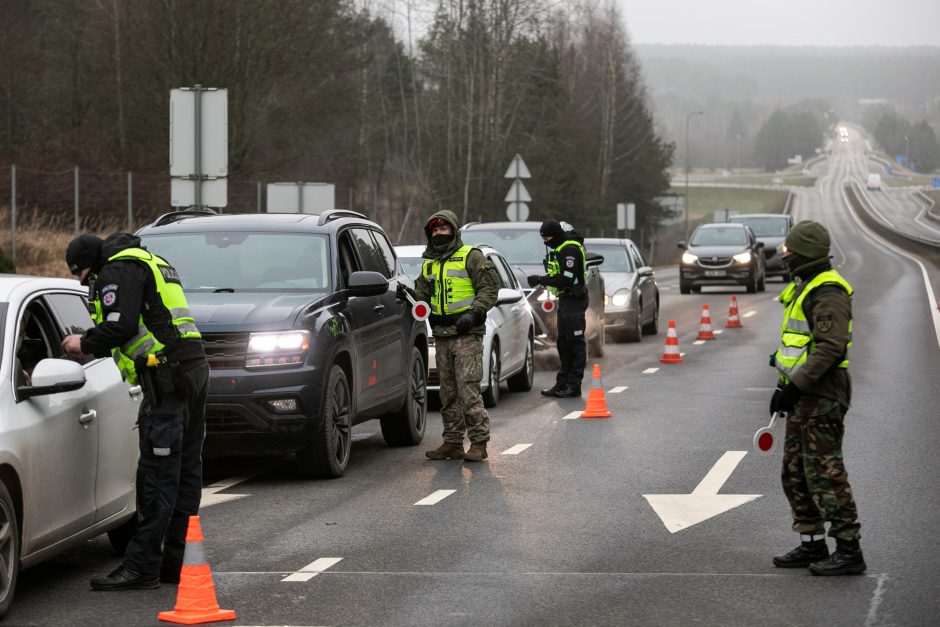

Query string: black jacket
[540,232,587,299]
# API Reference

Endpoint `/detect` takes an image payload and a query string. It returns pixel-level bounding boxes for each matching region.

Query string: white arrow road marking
[502,443,533,455]
[743,310,757,318]
[562,411,582,420]
[415,489,456,505]
[282,557,343,582]
[201,473,258,508]
[642,367,659,374]
[609,386,628,394]
[643,451,761,534]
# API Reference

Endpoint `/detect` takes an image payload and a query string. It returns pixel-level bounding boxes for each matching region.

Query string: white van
[866,173,882,190]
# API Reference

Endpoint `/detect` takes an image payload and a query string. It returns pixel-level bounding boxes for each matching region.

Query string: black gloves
[526,275,542,288]
[455,312,476,334]
[396,283,415,301]
[770,382,801,415]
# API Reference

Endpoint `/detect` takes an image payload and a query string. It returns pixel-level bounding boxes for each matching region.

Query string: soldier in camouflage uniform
[769,220,866,576]
[414,210,499,462]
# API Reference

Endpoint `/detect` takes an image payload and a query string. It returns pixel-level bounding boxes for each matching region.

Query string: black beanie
[66,234,103,274]
[540,219,564,238]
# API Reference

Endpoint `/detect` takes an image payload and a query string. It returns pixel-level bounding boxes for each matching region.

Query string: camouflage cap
[785,220,830,259]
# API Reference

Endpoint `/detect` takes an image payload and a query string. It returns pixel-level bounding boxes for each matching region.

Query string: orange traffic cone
[659,320,684,364]
[158,516,236,625]
[580,364,612,418]
[725,296,743,328]
[697,304,716,340]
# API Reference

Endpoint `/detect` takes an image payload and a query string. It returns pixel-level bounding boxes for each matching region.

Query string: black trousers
[555,296,588,389]
[123,361,209,579]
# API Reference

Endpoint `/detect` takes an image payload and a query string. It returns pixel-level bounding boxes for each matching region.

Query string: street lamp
[736,133,741,171]
[684,110,704,241]
[904,136,910,168]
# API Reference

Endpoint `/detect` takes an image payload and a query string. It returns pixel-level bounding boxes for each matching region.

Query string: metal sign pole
[10,165,16,266]
[74,166,80,234]
[194,85,202,210]
[127,171,133,231]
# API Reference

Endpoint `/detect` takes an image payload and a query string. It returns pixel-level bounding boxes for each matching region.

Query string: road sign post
[504,154,531,221]
[170,86,228,209]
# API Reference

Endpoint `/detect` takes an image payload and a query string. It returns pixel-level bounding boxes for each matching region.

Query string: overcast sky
[618,0,940,47]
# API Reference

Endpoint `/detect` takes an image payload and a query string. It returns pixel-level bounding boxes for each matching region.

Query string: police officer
[769,220,866,576]
[61,233,209,590]
[414,211,499,462]
[527,219,588,398]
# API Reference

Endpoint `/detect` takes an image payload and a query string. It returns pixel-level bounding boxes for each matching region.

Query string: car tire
[588,325,606,357]
[107,514,138,556]
[623,310,642,342]
[679,280,691,295]
[642,299,660,336]
[507,333,534,392]
[297,364,352,479]
[482,342,501,408]
[381,347,427,446]
[0,481,20,620]
[746,272,758,293]
[758,273,766,292]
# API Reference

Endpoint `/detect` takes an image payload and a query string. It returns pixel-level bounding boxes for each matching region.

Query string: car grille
[205,407,256,433]
[202,332,250,369]
[697,256,732,268]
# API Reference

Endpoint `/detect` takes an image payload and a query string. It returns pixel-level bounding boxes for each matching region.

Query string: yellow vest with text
[422,245,477,316]
[774,269,852,384]
[93,248,201,384]
[545,239,587,296]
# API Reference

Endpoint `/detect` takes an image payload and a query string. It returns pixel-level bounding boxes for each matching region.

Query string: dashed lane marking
[414,489,456,505]
[693,340,705,345]
[502,443,533,455]
[743,310,757,318]
[282,557,343,582]
[714,329,723,335]
[642,367,659,374]
[609,386,628,393]
[562,411,582,420]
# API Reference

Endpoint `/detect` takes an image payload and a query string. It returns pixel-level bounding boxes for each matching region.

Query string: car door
[628,243,653,323]
[45,291,138,523]
[492,254,526,375]
[13,294,98,552]
[364,228,407,397]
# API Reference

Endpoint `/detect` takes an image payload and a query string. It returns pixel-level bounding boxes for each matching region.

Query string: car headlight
[733,251,752,264]
[611,289,630,307]
[245,330,310,368]
[681,252,698,265]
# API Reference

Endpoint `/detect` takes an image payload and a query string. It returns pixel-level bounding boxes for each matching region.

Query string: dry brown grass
[0,208,127,278]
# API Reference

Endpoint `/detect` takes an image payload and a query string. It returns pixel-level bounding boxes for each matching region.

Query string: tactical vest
[422,245,477,316]
[774,269,853,384]
[545,239,587,296]
[92,248,201,384]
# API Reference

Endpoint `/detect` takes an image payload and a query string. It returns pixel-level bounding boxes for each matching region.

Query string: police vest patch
[816,314,832,333]
[159,265,182,284]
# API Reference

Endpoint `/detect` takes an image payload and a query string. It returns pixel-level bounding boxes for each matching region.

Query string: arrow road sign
[505,180,532,203]
[643,451,761,533]
[504,154,531,179]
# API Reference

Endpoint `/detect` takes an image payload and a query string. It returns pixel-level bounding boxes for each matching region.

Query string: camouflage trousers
[435,334,490,444]
[781,401,861,540]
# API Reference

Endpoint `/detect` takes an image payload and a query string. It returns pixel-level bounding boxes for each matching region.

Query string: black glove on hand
[769,385,782,415]
[455,311,477,334]
[772,382,801,414]
[395,283,413,301]
[526,275,541,288]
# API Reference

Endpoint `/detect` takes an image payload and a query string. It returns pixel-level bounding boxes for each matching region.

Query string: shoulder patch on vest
[159,265,182,284]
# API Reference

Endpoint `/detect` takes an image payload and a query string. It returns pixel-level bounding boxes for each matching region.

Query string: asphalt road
[7,137,940,626]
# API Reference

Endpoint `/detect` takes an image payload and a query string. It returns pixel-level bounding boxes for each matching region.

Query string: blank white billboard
[266,183,335,214]
[170,88,228,177]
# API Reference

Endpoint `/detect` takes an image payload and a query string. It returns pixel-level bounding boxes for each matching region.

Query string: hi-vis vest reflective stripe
[422,245,477,316]
[545,239,587,296]
[100,248,201,384]
[774,269,853,384]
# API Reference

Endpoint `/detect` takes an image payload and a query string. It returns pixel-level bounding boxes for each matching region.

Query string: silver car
[0,276,139,619]
[585,238,660,342]
[395,245,535,408]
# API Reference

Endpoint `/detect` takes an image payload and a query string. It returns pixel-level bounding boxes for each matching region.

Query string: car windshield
[587,244,633,273]
[399,256,424,280]
[690,227,748,247]
[730,217,788,237]
[140,232,331,292]
[461,229,546,265]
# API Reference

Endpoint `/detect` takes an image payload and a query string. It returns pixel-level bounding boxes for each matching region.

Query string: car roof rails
[317,209,367,226]
[461,221,479,229]
[151,208,219,227]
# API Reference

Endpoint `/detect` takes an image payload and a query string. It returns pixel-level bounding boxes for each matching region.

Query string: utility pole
[684,110,704,241]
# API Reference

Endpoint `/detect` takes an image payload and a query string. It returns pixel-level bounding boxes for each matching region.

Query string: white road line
[692,340,705,345]
[502,443,533,455]
[282,557,343,582]
[642,367,659,374]
[743,310,757,318]
[713,329,723,335]
[201,471,265,508]
[562,411,582,420]
[414,489,456,505]
[609,386,628,393]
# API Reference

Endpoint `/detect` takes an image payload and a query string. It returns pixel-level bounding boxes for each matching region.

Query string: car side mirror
[18,358,86,400]
[585,252,604,268]
[637,266,654,277]
[496,288,523,305]
[677,241,687,250]
[345,270,389,297]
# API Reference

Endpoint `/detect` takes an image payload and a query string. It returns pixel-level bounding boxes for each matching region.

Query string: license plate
[704,270,726,277]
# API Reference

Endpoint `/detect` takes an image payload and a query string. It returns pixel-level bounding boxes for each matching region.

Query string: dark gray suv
[138,210,428,478]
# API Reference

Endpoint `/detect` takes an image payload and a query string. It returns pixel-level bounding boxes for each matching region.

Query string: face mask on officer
[427,219,454,247]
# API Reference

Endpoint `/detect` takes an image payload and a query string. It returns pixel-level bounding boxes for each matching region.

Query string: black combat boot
[540,385,562,397]
[772,537,829,568]
[808,538,867,576]
[554,385,581,398]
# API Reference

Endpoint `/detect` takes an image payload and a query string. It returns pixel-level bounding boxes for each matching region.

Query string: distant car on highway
[396,244,535,407]
[678,223,766,294]
[726,213,793,281]
[866,173,883,190]
[585,238,659,342]
[0,276,139,619]
[459,221,607,357]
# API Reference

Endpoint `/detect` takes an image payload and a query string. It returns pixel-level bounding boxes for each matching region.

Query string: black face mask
[430,234,453,247]
[784,253,808,274]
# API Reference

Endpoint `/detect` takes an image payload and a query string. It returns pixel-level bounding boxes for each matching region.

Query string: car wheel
[642,299,660,336]
[746,271,758,293]
[679,280,691,295]
[381,347,427,445]
[588,324,606,357]
[0,481,20,620]
[107,514,138,556]
[623,309,642,342]
[297,364,351,479]
[482,342,500,408]
[691,286,702,294]
[507,333,534,392]
[758,273,766,292]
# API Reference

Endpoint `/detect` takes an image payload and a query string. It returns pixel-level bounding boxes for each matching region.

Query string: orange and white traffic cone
[659,320,684,364]
[158,516,236,625]
[697,304,716,340]
[580,364,612,418]
[725,296,743,328]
